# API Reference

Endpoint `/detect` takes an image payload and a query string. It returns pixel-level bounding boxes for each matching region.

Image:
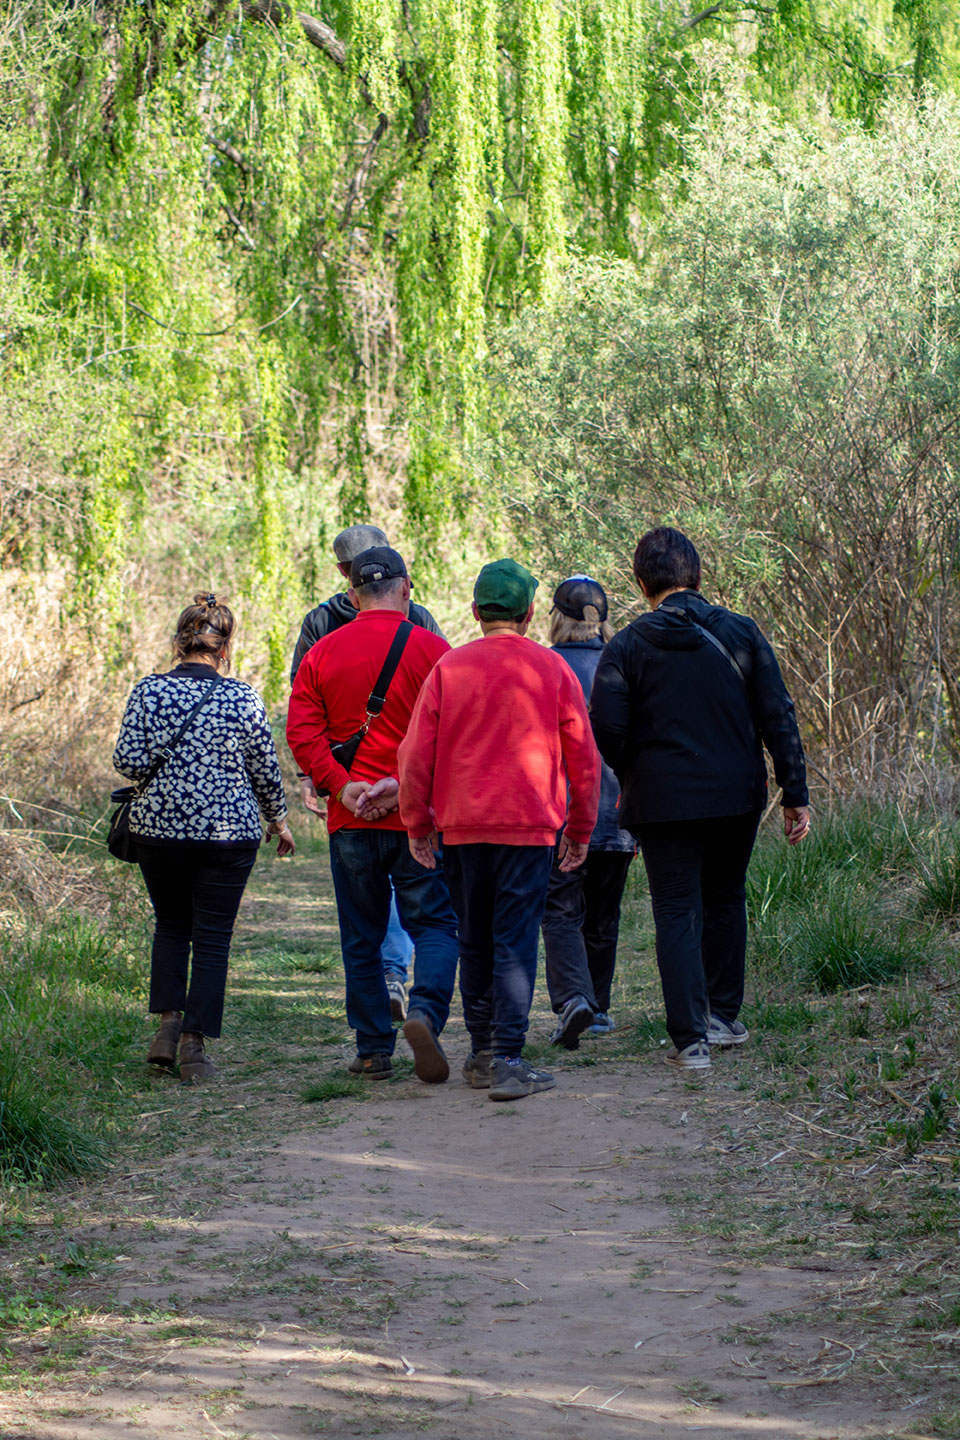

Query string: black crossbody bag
[327,621,413,780]
[657,605,748,687]
[107,673,224,862]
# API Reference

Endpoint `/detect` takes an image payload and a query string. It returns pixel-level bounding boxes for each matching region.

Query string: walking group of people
[113,523,810,1096]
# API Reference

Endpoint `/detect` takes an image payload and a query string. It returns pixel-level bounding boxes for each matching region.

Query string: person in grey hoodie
[540,577,635,1050]
[289,524,443,1020]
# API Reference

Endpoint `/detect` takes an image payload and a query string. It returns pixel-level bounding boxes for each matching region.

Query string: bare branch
[340,113,389,230]
[208,135,250,173]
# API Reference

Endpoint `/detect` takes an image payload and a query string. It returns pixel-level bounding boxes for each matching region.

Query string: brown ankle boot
[179,1032,217,1084]
[147,1013,182,1069]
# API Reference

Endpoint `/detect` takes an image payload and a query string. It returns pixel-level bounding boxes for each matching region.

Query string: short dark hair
[356,575,406,603]
[633,527,701,597]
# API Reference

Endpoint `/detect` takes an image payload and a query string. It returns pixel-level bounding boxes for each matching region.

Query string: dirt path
[1,845,930,1439]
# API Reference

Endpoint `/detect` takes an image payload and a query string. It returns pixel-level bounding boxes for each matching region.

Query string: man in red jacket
[396,559,601,1101]
[287,547,459,1084]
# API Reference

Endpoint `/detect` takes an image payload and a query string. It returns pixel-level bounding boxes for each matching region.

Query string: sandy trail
[4,850,911,1440]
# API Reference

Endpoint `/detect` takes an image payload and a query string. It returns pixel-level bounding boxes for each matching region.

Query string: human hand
[783,805,811,845]
[557,835,589,872]
[408,832,439,870]
[339,781,368,816]
[266,820,296,856]
[299,775,325,818]
[355,776,400,821]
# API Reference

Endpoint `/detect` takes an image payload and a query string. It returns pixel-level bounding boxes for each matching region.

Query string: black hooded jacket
[590,589,808,828]
[290,592,443,682]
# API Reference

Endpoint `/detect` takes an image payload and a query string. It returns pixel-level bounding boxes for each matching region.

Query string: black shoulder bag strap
[658,605,748,688]
[136,672,224,795]
[329,621,414,774]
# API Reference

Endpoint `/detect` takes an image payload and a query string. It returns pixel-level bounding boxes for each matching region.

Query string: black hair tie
[205,593,216,608]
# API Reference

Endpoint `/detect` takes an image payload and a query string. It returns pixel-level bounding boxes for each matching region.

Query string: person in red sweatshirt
[286,546,459,1084]
[396,559,601,1101]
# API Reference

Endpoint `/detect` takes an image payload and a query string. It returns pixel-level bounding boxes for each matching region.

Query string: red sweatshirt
[398,632,601,846]
[287,608,449,834]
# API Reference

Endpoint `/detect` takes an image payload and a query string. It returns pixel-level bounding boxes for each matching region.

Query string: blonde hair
[549,605,614,646]
[173,593,234,669]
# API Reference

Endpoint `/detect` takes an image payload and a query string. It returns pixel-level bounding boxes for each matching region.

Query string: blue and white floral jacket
[112,664,287,844]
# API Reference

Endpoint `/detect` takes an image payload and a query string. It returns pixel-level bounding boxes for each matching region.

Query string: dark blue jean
[137,842,258,1038]
[328,827,459,1057]
[443,843,553,1057]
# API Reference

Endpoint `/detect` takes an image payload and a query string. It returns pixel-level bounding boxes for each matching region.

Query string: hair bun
[193,591,218,608]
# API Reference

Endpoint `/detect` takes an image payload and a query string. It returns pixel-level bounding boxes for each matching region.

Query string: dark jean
[542,849,634,1013]
[328,827,459,1057]
[136,843,258,1038]
[634,810,762,1050]
[443,843,553,1057]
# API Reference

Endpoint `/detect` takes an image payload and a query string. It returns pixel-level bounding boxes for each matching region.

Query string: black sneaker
[548,995,595,1050]
[402,1011,449,1084]
[461,1049,493,1089]
[488,1057,556,1101]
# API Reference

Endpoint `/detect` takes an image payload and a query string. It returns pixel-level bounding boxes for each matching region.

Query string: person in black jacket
[590,528,810,1071]
[290,524,443,1020]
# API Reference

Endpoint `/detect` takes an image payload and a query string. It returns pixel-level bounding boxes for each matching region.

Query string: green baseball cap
[474,558,539,619]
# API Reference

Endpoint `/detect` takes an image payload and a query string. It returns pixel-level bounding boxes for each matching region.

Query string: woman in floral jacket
[113,594,294,1082]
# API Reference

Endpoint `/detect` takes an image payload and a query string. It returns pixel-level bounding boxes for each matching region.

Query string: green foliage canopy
[486,89,960,784]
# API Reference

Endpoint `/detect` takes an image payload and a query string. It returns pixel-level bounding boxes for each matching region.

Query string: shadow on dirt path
[1,842,922,1439]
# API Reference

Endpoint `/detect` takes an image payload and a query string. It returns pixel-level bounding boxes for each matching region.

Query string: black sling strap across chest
[657,604,748,688]
[328,620,414,776]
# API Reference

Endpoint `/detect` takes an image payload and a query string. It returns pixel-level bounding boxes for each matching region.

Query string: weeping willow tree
[1,0,958,720]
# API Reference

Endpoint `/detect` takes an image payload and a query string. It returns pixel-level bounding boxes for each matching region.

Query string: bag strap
[657,605,748,687]
[364,620,414,720]
[137,673,224,794]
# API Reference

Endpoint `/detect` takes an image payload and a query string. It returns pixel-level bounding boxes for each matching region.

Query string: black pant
[443,843,553,1056]
[541,849,634,1012]
[634,811,762,1051]
[136,844,258,1038]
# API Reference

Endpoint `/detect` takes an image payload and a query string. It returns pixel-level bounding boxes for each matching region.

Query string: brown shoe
[402,1011,449,1084]
[179,1032,217,1085]
[147,1014,182,1070]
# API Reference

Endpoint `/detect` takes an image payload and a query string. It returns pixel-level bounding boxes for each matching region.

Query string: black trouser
[136,843,258,1038]
[541,849,634,1013]
[634,811,762,1051]
[443,843,553,1057]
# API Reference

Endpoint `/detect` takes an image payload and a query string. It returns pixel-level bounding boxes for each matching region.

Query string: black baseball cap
[349,546,409,588]
[551,574,608,622]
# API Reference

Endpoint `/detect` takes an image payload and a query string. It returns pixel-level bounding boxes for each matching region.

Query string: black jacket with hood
[590,589,808,828]
[290,592,443,682]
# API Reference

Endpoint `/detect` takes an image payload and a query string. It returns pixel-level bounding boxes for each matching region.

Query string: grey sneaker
[461,1049,493,1089]
[549,995,595,1051]
[663,1041,711,1071]
[402,1011,449,1084]
[585,1011,616,1035]
[488,1057,556,1101]
[386,976,408,1023]
[707,1016,749,1048]
[347,1052,393,1080]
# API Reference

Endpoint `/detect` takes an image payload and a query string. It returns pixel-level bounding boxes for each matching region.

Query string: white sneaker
[706,1016,749,1048]
[386,977,408,1023]
[663,1041,711,1070]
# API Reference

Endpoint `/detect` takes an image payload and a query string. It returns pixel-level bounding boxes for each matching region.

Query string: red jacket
[398,632,601,846]
[287,609,449,833]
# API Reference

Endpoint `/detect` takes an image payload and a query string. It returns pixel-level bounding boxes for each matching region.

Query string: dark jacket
[290,591,443,682]
[590,590,808,828]
[552,640,634,853]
